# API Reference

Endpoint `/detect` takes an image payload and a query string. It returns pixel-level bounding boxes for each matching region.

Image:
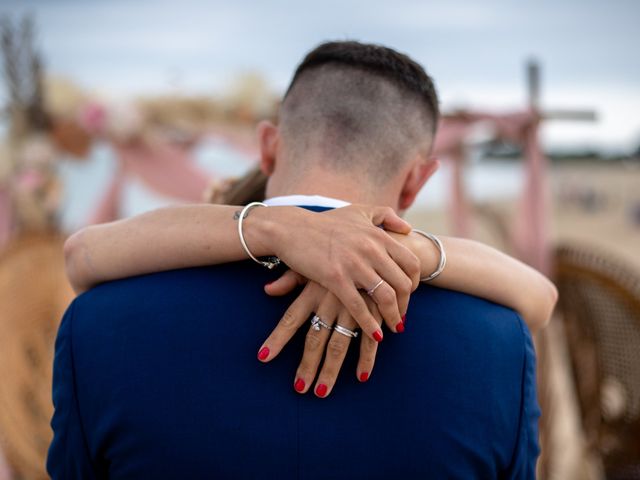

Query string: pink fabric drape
[88,165,126,225]
[89,140,212,225]
[116,141,210,201]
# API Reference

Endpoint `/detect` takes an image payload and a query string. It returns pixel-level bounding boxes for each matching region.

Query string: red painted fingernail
[257,347,270,361]
[373,330,383,342]
[402,314,406,322]
[396,321,405,333]
[359,372,369,382]
[294,378,305,392]
[316,384,328,397]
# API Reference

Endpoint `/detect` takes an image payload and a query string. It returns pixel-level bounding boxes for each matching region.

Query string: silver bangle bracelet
[237,202,281,270]
[412,229,447,282]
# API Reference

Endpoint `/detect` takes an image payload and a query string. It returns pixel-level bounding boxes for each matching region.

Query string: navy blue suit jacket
[48,241,539,479]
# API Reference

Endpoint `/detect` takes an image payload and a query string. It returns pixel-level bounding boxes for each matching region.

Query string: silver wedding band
[366,279,384,297]
[333,324,359,338]
[310,315,332,332]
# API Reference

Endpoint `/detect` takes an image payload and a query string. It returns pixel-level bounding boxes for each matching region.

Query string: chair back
[555,244,640,479]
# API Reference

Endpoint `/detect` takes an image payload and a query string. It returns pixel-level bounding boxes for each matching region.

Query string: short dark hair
[279,41,439,184]
[285,41,439,131]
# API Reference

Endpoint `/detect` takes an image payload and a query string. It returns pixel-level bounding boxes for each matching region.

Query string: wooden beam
[527,59,540,110]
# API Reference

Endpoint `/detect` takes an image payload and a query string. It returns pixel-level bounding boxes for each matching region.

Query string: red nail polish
[402,314,406,322]
[359,372,369,382]
[257,347,270,361]
[373,330,383,342]
[316,384,328,397]
[294,378,305,392]
[396,321,405,333]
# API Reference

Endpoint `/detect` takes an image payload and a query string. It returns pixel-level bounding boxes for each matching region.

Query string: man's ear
[398,157,440,210]
[257,120,279,176]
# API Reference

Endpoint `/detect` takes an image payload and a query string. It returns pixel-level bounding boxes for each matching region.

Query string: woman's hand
[249,205,420,341]
[256,272,396,398]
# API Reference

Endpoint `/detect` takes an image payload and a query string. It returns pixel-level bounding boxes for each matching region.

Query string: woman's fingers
[264,269,306,296]
[257,282,319,362]
[270,205,418,333]
[367,233,420,324]
[331,281,384,342]
[292,295,340,394]
[365,256,411,332]
[346,226,416,331]
[357,296,383,382]
[383,233,422,292]
[313,311,358,398]
[365,277,402,333]
[368,205,412,234]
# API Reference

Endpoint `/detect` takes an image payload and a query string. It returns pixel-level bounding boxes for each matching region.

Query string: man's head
[259,41,440,211]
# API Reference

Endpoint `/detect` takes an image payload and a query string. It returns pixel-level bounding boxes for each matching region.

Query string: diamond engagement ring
[333,324,359,338]
[366,279,384,297]
[310,315,332,332]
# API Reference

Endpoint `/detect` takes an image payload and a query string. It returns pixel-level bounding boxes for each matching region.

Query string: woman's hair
[205,166,267,205]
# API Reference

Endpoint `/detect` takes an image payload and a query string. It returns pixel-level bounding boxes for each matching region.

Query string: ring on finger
[311,314,332,332]
[333,323,359,338]
[366,279,384,297]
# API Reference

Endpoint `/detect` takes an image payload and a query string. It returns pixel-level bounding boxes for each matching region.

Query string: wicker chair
[0,233,73,479]
[555,244,640,479]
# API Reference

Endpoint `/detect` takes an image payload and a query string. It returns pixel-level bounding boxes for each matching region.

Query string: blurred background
[0,1,638,479]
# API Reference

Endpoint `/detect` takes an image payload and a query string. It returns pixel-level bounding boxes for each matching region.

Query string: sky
[3,0,640,152]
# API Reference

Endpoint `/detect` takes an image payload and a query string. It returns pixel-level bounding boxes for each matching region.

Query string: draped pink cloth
[89,140,211,225]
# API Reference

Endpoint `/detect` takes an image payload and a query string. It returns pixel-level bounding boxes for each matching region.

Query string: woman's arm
[65,204,556,333]
[64,204,421,340]
[65,205,258,293]
[401,232,558,333]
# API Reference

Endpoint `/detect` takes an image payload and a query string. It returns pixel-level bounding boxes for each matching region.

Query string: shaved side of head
[279,41,439,186]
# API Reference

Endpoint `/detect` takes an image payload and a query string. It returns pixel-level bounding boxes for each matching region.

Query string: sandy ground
[405,161,640,270]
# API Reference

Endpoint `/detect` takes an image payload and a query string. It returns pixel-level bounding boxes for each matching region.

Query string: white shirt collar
[263,194,350,208]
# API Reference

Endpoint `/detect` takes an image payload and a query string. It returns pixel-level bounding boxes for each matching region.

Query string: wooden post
[449,146,471,237]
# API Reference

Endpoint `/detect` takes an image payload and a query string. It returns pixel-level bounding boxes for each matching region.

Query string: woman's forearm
[64,203,416,303]
[64,204,287,293]
[65,203,419,339]
[403,233,558,333]
[66,203,557,333]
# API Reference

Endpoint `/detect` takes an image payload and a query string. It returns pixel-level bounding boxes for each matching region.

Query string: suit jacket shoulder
[48,265,540,479]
